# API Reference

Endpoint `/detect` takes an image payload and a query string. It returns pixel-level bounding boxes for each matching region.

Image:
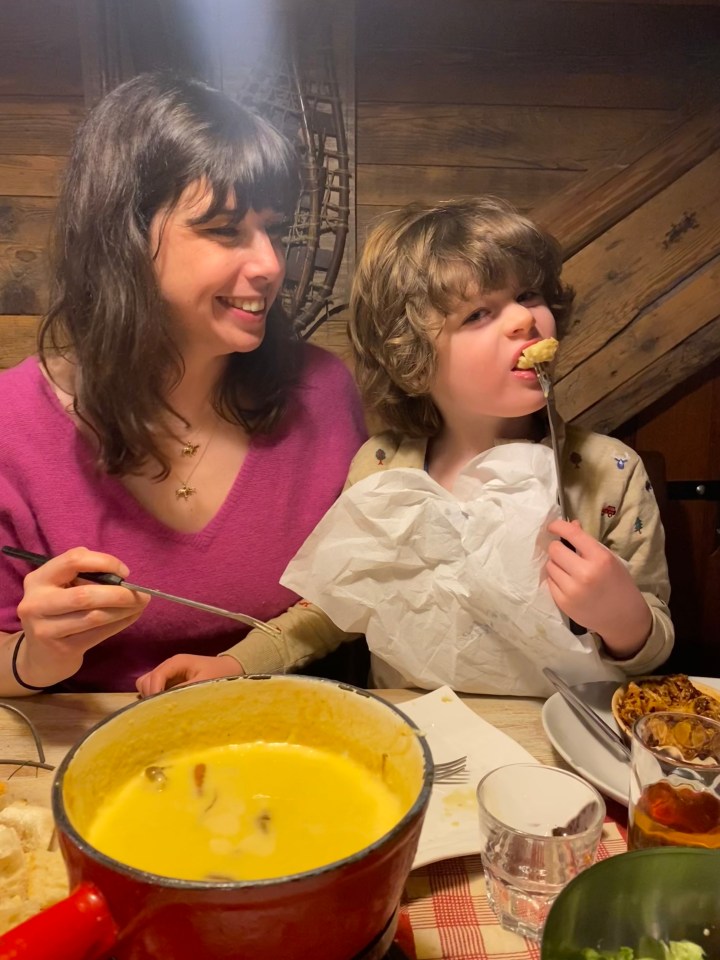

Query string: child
[139,197,673,697]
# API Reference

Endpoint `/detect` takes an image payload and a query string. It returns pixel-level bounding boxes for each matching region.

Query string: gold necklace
[172,421,220,501]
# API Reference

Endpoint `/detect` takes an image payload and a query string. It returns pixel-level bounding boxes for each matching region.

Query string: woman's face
[149,181,287,360]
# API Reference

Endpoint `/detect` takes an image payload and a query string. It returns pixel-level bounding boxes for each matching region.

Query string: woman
[0,73,366,695]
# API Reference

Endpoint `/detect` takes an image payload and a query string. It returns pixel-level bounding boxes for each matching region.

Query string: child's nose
[504,302,536,337]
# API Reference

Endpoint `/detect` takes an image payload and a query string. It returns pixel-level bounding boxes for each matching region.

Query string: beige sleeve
[597,454,675,675]
[219,602,359,676]
[220,431,417,676]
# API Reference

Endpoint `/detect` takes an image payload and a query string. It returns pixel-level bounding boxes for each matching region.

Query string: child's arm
[136,601,357,696]
[546,450,673,671]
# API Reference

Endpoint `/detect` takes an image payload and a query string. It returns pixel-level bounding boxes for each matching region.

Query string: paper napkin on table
[396,686,538,868]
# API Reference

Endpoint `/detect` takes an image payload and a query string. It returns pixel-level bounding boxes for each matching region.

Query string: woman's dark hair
[40,72,302,476]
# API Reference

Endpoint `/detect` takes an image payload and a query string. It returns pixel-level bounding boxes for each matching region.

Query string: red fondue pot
[0,675,432,960]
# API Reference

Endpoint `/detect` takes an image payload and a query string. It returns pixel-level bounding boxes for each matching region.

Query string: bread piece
[0,823,27,901]
[0,800,54,852]
[0,795,68,935]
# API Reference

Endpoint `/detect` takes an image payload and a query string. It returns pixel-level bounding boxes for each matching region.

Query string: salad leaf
[576,940,704,960]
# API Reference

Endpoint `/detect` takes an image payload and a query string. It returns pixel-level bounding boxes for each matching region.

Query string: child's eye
[517,290,541,304]
[462,308,489,325]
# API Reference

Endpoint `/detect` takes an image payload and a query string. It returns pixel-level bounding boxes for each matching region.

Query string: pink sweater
[0,347,366,691]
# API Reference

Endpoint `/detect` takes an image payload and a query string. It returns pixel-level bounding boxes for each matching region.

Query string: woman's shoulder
[0,357,44,420]
[299,342,356,392]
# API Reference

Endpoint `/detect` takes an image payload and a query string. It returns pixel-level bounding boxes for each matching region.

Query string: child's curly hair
[348,196,574,437]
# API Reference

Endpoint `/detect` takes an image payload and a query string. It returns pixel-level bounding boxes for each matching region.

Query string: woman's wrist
[12,632,82,691]
[11,633,52,690]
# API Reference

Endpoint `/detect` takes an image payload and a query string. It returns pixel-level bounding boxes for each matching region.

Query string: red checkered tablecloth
[400,813,628,960]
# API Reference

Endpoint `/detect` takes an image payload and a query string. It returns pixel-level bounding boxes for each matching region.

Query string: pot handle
[0,882,118,960]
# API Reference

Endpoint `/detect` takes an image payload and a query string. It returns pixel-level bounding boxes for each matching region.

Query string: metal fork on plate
[432,755,469,784]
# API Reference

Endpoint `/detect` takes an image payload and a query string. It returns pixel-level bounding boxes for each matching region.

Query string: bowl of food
[541,847,720,959]
[0,675,432,960]
[611,675,720,740]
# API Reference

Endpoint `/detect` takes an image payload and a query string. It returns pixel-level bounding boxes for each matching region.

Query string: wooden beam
[0,315,40,369]
[534,104,720,258]
[569,317,720,435]
[558,149,720,378]
[556,254,720,424]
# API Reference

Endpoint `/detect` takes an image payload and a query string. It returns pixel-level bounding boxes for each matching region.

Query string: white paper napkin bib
[282,443,623,696]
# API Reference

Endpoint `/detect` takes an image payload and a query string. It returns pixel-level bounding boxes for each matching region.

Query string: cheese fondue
[86,741,405,881]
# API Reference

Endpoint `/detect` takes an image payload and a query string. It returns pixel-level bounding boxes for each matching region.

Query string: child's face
[430,282,556,426]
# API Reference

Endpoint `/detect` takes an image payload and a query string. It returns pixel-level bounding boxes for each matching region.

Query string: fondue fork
[533,363,586,636]
[2,546,282,641]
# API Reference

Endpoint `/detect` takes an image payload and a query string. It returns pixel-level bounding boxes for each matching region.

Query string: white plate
[541,675,720,806]
[396,686,537,868]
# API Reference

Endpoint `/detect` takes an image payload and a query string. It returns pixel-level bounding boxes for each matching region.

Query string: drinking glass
[476,763,605,941]
[628,711,720,851]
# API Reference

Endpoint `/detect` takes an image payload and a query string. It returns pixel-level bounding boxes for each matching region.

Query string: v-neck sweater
[0,346,366,691]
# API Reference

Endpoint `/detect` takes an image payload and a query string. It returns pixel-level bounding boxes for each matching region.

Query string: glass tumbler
[628,710,720,851]
[476,763,605,941]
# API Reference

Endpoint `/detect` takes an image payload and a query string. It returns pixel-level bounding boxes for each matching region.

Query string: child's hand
[136,654,244,698]
[546,519,652,659]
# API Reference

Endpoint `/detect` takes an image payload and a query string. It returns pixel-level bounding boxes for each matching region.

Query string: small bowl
[541,848,720,958]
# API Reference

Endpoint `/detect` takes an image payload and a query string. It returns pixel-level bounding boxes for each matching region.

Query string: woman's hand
[14,547,150,688]
[546,519,652,659]
[136,654,244,698]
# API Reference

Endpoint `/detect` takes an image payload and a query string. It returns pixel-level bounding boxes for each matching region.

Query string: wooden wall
[0,1,85,368]
[354,0,718,241]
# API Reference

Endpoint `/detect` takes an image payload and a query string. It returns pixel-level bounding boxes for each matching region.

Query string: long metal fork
[534,362,570,523]
[2,546,283,642]
[432,755,469,784]
[534,364,586,636]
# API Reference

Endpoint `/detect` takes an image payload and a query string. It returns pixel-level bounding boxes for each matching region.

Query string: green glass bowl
[541,848,720,958]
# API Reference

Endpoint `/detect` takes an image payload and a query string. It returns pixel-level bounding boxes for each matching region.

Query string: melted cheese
[86,741,404,882]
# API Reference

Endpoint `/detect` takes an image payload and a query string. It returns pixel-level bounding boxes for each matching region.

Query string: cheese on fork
[516,337,559,369]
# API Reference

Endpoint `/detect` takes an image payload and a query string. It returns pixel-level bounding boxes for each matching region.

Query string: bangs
[421,219,557,317]
[191,115,299,224]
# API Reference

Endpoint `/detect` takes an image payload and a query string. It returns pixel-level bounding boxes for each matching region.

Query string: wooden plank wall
[0,1,84,368]
[354,0,718,241]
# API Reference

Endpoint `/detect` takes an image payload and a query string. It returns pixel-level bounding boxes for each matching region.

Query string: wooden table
[0,689,562,804]
[1,689,591,960]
